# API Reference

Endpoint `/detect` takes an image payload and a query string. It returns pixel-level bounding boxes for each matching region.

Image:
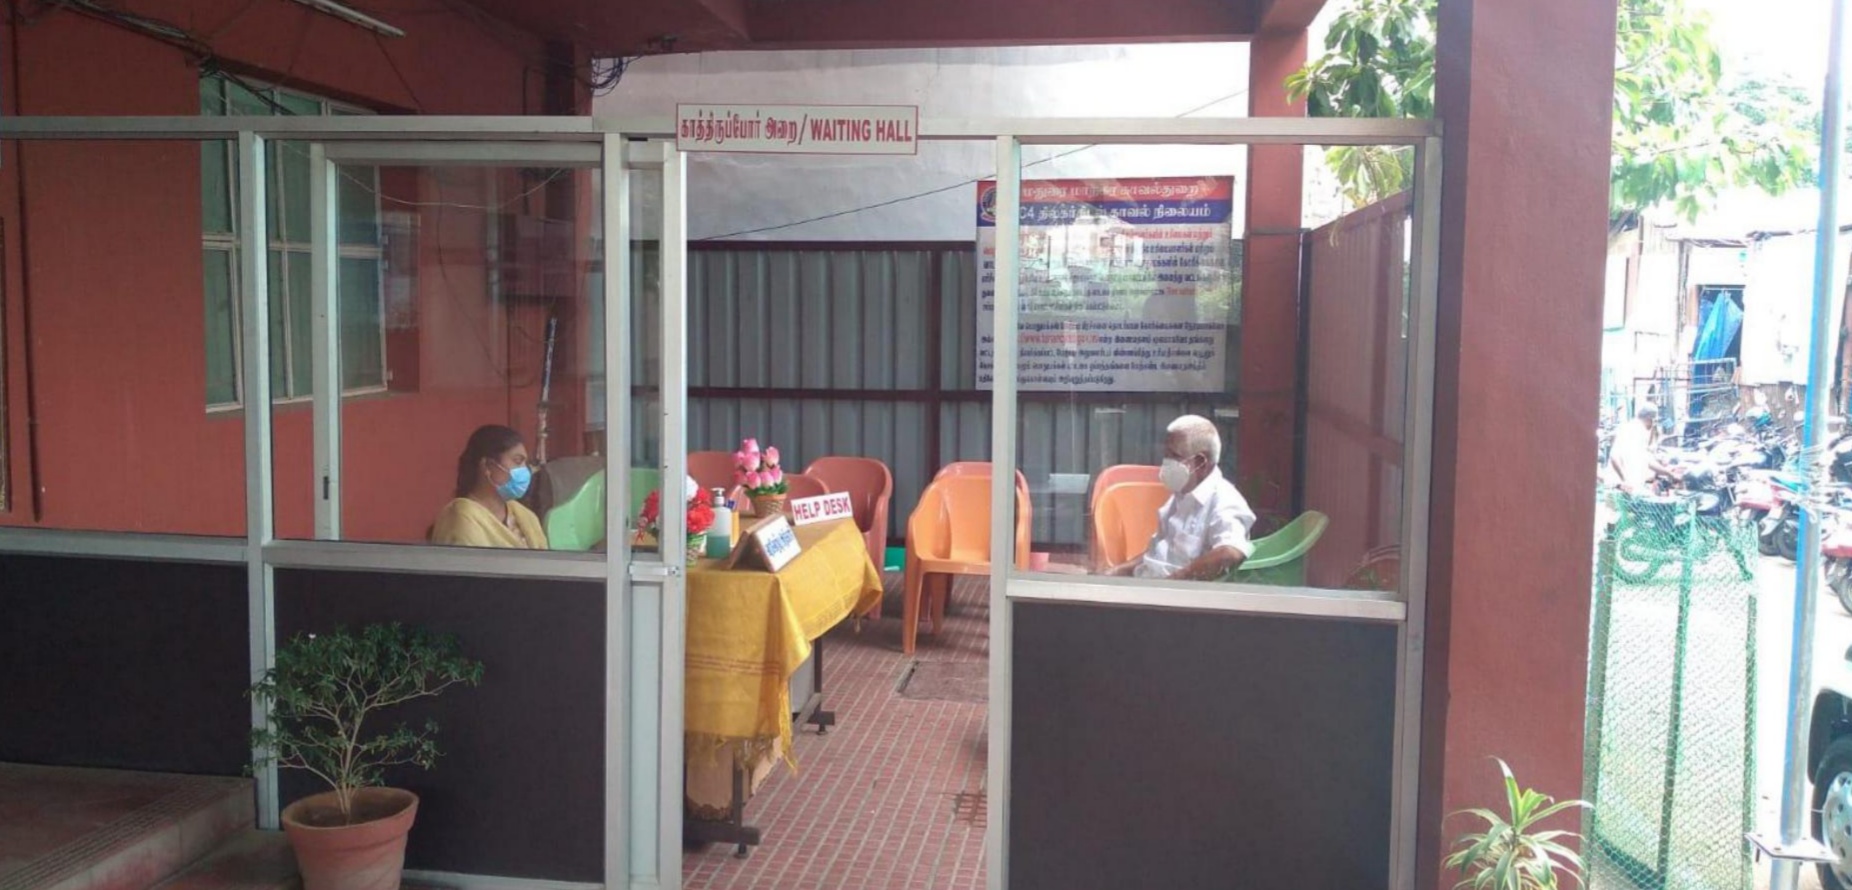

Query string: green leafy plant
[1287,0,1817,220]
[250,623,484,823]
[1444,759,1590,890]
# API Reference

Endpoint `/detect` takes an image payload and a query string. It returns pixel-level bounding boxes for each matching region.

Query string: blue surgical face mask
[495,464,532,501]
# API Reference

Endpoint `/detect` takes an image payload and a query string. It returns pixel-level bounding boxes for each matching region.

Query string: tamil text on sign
[975,177,1236,393]
[676,104,919,156]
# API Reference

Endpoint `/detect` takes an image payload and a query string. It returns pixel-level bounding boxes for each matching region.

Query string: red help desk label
[790,492,855,527]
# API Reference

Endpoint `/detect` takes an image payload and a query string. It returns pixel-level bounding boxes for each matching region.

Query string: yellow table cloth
[684,518,882,766]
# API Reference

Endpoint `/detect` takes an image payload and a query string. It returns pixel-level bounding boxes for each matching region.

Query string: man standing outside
[1608,403,1678,494]
[1108,414,1257,581]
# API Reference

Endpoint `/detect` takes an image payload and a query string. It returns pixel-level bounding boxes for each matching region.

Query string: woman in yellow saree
[430,424,550,549]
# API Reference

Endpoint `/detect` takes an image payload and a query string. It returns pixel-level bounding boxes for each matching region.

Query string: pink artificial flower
[770,466,784,485]
[765,446,781,467]
[733,450,748,469]
[744,438,760,453]
[735,470,748,487]
[747,471,764,489]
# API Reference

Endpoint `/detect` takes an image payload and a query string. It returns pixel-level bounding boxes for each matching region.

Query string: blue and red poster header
[977,176,1234,227]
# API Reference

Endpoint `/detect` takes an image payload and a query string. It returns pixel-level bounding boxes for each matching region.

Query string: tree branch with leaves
[1287,0,1818,220]
[250,623,485,823]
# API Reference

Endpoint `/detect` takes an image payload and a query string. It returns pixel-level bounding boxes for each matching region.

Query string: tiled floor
[683,575,991,890]
[0,765,252,890]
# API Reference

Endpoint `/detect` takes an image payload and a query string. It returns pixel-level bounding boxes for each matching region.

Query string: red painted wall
[0,1,591,541]
[1420,0,1614,885]
[1239,30,1307,519]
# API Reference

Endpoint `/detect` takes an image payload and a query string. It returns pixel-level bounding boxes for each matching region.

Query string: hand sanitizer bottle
[707,487,733,559]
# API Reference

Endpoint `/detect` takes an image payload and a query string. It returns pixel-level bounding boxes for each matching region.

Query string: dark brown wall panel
[274,570,604,882]
[1011,602,1397,889]
[0,555,249,775]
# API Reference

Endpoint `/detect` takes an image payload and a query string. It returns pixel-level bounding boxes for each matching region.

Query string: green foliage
[1444,759,1590,890]
[250,623,484,823]
[1289,0,1818,219]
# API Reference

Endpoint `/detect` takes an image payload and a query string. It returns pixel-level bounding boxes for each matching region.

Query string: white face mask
[1159,458,1193,493]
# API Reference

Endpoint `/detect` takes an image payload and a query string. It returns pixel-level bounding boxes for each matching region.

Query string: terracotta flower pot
[281,788,419,890]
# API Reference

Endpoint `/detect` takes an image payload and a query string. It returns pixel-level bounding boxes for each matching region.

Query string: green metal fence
[1587,492,1759,890]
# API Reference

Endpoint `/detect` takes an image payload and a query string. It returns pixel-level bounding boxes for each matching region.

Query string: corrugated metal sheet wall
[1301,194,1410,588]
[620,245,1219,546]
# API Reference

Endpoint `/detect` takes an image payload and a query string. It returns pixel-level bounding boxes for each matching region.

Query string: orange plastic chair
[687,451,739,493]
[1090,464,1162,519]
[930,460,1033,588]
[902,476,1031,655]
[806,456,894,618]
[1091,481,1171,573]
[1088,465,1163,564]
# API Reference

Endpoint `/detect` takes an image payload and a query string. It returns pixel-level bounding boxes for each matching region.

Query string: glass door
[282,135,683,888]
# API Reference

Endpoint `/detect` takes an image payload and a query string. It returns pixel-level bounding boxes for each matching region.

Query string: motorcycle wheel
[1612,526,1663,583]
[1755,510,1781,556]
[1832,560,1852,617]
[1777,517,1800,562]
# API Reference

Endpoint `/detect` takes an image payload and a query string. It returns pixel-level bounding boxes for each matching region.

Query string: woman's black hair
[454,424,525,498]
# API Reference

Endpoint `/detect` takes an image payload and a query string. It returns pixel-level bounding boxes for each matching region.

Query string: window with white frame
[200,75,387,407]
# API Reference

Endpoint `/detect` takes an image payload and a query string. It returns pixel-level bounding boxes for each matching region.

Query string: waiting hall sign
[676,104,919,155]
[976,176,1236,393]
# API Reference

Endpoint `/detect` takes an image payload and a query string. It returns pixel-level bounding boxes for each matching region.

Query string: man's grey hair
[1167,414,1222,464]
[1637,403,1659,421]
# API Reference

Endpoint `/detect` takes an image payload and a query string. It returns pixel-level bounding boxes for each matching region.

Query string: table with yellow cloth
[683,518,883,836]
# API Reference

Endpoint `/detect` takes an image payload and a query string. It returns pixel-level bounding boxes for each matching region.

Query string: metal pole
[1772,2,1847,885]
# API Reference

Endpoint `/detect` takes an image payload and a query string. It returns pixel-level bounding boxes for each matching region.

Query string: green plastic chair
[1227,511,1329,586]
[546,471,607,552]
[543,467,666,552]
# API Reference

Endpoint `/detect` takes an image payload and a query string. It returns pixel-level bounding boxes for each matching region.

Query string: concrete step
[149,830,297,890]
[0,763,252,890]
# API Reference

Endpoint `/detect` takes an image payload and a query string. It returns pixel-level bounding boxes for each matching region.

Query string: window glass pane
[276,143,312,244]
[267,249,289,395]
[1002,145,1411,598]
[225,79,270,115]
[287,248,313,395]
[339,256,385,389]
[271,162,603,548]
[18,138,246,535]
[204,247,238,406]
[198,82,233,235]
[338,167,381,246]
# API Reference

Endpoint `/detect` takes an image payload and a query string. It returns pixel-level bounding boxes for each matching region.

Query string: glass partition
[265,153,606,549]
[1003,143,1415,597]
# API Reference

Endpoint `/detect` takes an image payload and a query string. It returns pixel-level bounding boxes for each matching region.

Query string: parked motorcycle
[1610,463,1756,583]
[1825,508,1852,615]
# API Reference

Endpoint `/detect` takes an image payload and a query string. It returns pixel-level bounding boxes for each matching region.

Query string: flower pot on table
[751,493,788,519]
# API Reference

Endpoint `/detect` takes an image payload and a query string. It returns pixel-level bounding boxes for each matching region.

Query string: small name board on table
[790,492,855,527]
[676,104,919,156]
[723,514,803,573]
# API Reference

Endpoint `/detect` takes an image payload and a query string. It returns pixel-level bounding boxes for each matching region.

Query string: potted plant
[636,485,717,559]
[250,623,484,890]
[1445,758,1590,889]
[734,438,789,517]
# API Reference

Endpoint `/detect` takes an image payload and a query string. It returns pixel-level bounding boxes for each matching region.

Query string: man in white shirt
[1108,414,1257,581]
[1608,404,1675,493]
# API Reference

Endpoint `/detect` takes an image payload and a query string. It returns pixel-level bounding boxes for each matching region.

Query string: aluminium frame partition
[0,114,1439,890]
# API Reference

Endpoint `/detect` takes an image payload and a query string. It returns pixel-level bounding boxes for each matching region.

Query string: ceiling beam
[1257,0,1327,34]
[745,0,1258,50]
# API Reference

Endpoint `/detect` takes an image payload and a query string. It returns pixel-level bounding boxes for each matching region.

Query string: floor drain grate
[951,790,987,827]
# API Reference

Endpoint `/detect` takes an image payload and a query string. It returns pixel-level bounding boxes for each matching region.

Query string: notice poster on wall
[975,176,1236,392]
